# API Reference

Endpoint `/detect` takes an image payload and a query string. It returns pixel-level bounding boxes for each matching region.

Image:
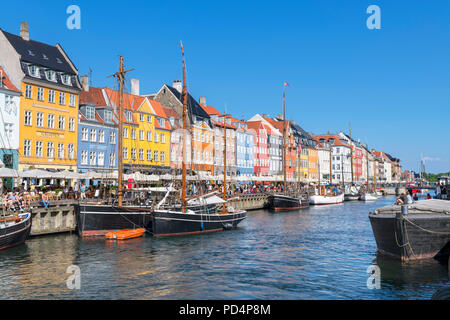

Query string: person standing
[442,186,448,200]
[436,183,442,199]
[80,183,86,200]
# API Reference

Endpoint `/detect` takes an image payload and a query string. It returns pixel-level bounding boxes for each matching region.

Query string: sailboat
[268,83,308,211]
[148,42,247,236]
[75,56,153,237]
[309,139,344,205]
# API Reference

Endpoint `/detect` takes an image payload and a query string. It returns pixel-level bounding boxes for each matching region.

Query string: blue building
[233,119,255,180]
[78,81,118,184]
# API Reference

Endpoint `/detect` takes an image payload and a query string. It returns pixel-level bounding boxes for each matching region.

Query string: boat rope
[403,215,450,235]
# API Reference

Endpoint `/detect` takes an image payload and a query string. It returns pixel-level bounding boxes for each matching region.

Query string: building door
[3,153,14,189]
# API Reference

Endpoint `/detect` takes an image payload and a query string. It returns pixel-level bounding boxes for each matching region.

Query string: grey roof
[2,30,76,74]
[165,85,210,120]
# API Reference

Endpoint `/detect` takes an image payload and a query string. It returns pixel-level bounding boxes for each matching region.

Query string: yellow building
[307,146,319,182]
[298,146,309,181]
[0,23,81,171]
[104,88,171,174]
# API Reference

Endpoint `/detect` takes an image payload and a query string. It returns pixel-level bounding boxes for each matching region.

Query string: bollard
[401,205,408,215]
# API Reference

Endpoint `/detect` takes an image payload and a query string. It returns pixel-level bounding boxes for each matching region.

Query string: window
[161,151,165,163]
[123,147,128,159]
[131,148,136,160]
[24,111,32,126]
[154,132,159,142]
[98,152,104,166]
[81,128,88,141]
[81,150,88,164]
[69,118,75,131]
[86,106,95,120]
[131,129,136,140]
[90,129,97,142]
[147,150,152,161]
[110,131,116,144]
[125,111,132,122]
[139,149,144,161]
[36,112,44,127]
[147,131,152,141]
[139,130,144,140]
[109,153,115,167]
[35,141,43,157]
[147,115,151,123]
[25,85,33,99]
[58,143,64,159]
[140,114,144,122]
[105,110,112,123]
[123,127,128,138]
[89,151,96,165]
[99,130,105,143]
[161,134,165,144]
[68,144,74,159]
[29,65,39,77]
[46,70,56,82]
[154,150,159,162]
[47,142,54,158]
[48,89,55,103]
[4,123,13,139]
[61,74,71,85]
[37,87,44,101]
[47,114,55,129]
[69,94,75,107]
[58,116,65,130]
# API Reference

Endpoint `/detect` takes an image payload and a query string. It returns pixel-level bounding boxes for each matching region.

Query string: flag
[284,82,290,87]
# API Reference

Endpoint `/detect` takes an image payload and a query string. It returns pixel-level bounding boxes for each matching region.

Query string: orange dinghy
[105,228,146,240]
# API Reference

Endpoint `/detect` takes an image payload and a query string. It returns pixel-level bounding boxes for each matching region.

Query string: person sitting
[40,193,50,208]
[426,193,432,200]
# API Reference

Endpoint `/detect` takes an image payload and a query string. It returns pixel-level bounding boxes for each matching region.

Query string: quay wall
[30,201,77,236]
[228,193,269,211]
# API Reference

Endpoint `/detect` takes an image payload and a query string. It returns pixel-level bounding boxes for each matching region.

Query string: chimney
[199,96,206,105]
[131,78,139,95]
[172,80,182,93]
[81,75,89,92]
[277,114,284,120]
[291,120,296,125]
[20,22,30,41]
[262,114,268,118]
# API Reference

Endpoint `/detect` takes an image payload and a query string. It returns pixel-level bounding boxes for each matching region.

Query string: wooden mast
[108,56,133,206]
[349,122,354,185]
[222,114,228,212]
[181,41,188,213]
[282,85,287,195]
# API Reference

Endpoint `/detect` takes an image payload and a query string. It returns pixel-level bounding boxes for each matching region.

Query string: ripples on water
[0,195,448,299]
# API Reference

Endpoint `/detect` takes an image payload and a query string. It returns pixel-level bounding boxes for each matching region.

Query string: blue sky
[1,0,449,173]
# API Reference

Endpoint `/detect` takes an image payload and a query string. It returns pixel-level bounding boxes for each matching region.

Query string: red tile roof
[80,86,107,106]
[200,104,222,116]
[313,135,351,148]
[0,66,19,92]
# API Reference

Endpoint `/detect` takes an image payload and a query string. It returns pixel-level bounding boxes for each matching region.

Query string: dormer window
[56,58,62,64]
[42,54,49,60]
[86,106,95,120]
[61,74,71,85]
[46,70,56,82]
[105,110,113,123]
[28,50,35,56]
[169,117,175,126]
[125,111,132,122]
[28,65,40,78]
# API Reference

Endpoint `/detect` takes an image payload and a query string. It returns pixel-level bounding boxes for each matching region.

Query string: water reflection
[0,195,448,299]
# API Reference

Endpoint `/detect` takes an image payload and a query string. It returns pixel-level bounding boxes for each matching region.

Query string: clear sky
[1,0,449,173]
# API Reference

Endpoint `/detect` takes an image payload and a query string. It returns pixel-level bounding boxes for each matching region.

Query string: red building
[353,145,363,182]
[247,121,270,176]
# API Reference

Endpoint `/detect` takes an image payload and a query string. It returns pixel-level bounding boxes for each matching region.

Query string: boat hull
[344,194,360,201]
[369,212,450,261]
[268,195,309,211]
[150,210,247,237]
[0,214,32,251]
[75,204,153,237]
[309,193,344,205]
[361,193,378,201]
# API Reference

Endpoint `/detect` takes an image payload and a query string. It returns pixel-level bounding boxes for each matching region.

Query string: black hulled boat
[0,213,32,251]
[268,194,309,211]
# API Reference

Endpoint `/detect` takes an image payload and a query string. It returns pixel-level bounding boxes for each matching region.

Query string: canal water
[0,195,448,299]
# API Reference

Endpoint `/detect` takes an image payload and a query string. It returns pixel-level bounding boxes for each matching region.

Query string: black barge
[369,199,450,261]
